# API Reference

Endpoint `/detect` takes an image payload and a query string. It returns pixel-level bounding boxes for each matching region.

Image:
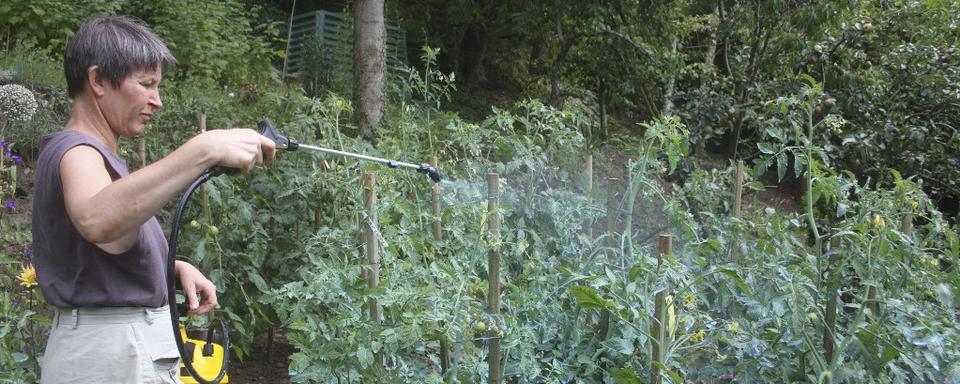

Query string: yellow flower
[910,200,919,211]
[682,293,696,308]
[715,350,728,362]
[727,321,739,334]
[18,263,37,288]
[871,214,885,229]
[920,255,940,269]
[690,329,705,343]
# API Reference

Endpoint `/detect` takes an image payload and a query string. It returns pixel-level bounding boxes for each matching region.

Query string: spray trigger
[258,118,298,151]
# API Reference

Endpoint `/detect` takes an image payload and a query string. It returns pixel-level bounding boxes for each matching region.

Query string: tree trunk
[354,0,386,137]
[598,79,608,139]
[725,18,769,158]
[462,26,490,85]
[548,33,581,108]
[704,2,720,68]
[662,38,678,115]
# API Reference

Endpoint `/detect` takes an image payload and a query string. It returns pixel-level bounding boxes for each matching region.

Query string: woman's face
[100,66,163,138]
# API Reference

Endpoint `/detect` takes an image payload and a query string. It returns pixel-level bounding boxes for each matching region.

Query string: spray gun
[168,119,445,384]
[256,118,444,183]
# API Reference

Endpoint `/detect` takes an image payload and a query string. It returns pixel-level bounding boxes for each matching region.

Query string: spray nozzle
[417,163,444,183]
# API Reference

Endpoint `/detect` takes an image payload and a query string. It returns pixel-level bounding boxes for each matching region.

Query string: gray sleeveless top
[32,130,168,308]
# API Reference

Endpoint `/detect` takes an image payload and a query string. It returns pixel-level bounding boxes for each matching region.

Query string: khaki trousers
[40,306,182,384]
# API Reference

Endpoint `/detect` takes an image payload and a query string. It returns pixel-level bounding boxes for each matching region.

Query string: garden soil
[228,331,295,383]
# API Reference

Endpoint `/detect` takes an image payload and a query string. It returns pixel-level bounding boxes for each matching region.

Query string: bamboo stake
[650,234,672,384]
[731,160,744,262]
[362,173,383,370]
[486,173,501,384]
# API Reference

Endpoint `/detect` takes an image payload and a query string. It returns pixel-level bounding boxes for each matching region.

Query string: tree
[354,0,385,137]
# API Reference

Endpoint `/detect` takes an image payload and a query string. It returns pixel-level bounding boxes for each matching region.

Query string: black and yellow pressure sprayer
[166,119,443,383]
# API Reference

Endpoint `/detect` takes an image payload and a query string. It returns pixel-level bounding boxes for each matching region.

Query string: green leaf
[715,267,751,295]
[567,285,614,309]
[247,270,270,293]
[356,346,373,368]
[611,368,642,384]
[758,142,777,155]
[881,344,900,367]
[776,152,787,181]
[193,237,207,264]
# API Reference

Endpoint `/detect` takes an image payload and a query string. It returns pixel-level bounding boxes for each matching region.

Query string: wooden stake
[902,212,914,267]
[866,286,879,318]
[431,156,451,374]
[138,138,146,169]
[281,0,297,77]
[605,184,617,250]
[582,153,594,239]
[598,183,616,354]
[585,154,594,194]
[362,173,382,369]
[486,173,501,384]
[823,237,840,363]
[650,234,672,384]
[731,160,744,262]
[431,156,442,241]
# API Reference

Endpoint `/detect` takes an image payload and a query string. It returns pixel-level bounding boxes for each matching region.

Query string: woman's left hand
[174,260,218,315]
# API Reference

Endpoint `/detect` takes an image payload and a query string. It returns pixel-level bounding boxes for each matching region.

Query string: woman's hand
[192,129,276,173]
[174,260,217,315]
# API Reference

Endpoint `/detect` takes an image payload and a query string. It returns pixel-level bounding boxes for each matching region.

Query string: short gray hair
[64,15,177,98]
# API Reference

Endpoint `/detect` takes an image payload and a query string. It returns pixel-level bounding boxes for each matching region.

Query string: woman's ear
[87,66,106,97]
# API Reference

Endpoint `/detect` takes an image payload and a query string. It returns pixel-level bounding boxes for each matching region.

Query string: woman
[32,15,274,383]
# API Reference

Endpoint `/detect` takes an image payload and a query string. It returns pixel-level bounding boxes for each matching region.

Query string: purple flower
[23,245,33,255]
[11,298,18,308]
[0,140,8,149]
[10,154,21,163]
[5,200,14,209]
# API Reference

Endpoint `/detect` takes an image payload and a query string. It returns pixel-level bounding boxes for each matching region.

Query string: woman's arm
[61,129,273,254]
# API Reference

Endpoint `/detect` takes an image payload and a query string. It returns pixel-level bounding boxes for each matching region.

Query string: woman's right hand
[194,129,276,173]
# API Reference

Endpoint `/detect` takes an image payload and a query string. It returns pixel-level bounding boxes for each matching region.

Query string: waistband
[54,306,170,329]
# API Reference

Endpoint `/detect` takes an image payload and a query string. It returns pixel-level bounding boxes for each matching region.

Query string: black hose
[166,168,230,384]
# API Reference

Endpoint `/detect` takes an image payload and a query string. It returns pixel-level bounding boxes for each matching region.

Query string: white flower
[0,84,38,122]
